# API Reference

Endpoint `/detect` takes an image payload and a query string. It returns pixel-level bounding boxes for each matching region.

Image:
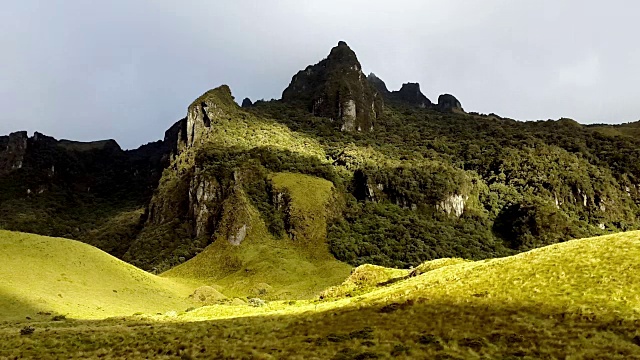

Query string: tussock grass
[2,230,640,358]
[320,264,408,299]
[411,257,471,275]
[0,230,195,320]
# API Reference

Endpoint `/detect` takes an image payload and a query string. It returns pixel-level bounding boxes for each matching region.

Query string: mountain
[282,41,384,132]
[1,41,640,277]
[0,130,173,256]
[366,73,464,112]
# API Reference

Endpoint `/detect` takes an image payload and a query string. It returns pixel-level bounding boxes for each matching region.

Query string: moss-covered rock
[282,41,383,132]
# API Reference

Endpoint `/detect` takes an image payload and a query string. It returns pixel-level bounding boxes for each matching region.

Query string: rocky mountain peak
[241,98,253,108]
[327,40,359,64]
[164,85,239,159]
[367,73,390,94]
[281,41,383,132]
[395,83,432,108]
[437,93,464,113]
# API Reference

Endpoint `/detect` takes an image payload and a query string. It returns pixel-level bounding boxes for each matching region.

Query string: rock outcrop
[366,73,390,95]
[146,86,259,247]
[437,94,464,113]
[241,98,253,108]
[0,131,28,174]
[437,194,468,217]
[366,73,464,113]
[171,85,238,156]
[282,41,384,132]
[392,83,432,108]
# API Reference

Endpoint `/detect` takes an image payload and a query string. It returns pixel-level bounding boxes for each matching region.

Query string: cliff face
[0,128,173,254]
[141,86,251,266]
[0,131,28,175]
[282,41,383,132]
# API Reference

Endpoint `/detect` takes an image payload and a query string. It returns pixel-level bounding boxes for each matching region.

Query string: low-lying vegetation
[1,230,639,358]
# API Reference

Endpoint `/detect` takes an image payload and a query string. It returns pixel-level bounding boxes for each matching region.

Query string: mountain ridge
[1,41,640,275]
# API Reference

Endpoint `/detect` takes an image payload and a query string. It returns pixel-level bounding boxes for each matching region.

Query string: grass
[270,172,336,246]
[320,264,409,299]
[2,230,640,358]
[162,172,352,299]
[0,230,196,321]
[591,121,640,139]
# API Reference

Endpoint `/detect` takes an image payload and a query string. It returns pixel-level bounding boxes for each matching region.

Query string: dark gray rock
[437,94,464,113]
[282,41,384,132]
[394,83,432,108]
[0,131,28,174]
[241,98,253,108]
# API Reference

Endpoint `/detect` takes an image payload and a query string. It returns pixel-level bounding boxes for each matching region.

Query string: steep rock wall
[282,41,383,132]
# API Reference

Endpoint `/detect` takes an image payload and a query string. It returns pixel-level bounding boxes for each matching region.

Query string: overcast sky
[1,0,639,149]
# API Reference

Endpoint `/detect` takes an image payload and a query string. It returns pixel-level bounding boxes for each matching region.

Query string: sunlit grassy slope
[163,172,352,299]
[3,231,639,359]
[0,230,195,320]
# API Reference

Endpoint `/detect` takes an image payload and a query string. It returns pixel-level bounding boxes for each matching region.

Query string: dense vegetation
[0,136,165,257]
[249,100,640,267]
[2,84,640,270]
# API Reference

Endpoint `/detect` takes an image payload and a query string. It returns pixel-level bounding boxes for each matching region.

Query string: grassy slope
[3,231,639,359]
[163,172,352,299]
[0,230,196,320]
[591,121,640,139]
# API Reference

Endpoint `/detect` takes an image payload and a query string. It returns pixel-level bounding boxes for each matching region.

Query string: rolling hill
[1,231,639,358]
[0,230,196,320]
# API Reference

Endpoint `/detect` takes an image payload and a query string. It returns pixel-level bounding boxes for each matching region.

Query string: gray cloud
[1,0,639,149]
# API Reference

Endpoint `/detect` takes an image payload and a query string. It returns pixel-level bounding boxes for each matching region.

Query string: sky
[1,0,640,149]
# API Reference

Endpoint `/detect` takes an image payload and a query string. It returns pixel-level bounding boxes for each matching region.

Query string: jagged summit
[367,73,389,94]
[394,83,432,108]
[366,73,462,113]
[163,85,240,158]
[282,41,383,132]
[241,98,253,108]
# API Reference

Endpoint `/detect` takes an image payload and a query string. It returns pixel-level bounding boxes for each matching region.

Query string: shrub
[20,326,35,335]
[248,298,266,307]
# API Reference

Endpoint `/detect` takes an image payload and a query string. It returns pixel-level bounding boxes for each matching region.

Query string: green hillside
[0,230,196,320]
[2,231,639,358]
[163,172,352,299]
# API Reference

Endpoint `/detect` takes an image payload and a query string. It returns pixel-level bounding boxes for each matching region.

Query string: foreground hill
[2,231,640,358]
[0,230,195,320]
